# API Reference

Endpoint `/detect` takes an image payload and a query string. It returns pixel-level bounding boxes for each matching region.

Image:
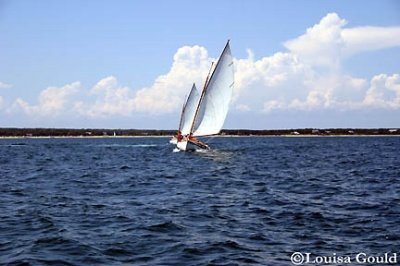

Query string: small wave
[34,236,70,245]
[87,144,159,148]
[103,247,133,256]
[146,221,184,233]
[183,247,204,255]
[249,233,267,241]
[1,143,30,147]
[130,144,159,148]
[6,258,75,266]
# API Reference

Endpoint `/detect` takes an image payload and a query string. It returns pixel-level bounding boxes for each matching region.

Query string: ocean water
[0,136,399,265]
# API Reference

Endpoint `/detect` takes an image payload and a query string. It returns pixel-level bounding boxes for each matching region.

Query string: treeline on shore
[0,127,398,137]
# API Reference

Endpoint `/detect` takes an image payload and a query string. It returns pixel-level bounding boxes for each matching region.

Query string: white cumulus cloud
[0,96,4,110]
[284,13,347,68]
[243,12,400,112]
[363,74,400,108]
[342,26,400,56]
[12,82,80,116]
[74,46,214,118]
[81,76,135,117]
[284,13,400,68]
[132,45,213,114]
[0,82,12,89]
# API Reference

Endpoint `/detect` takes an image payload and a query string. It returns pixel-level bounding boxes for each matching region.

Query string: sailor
[177,131,183,141]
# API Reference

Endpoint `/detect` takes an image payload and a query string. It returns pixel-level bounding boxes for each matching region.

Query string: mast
[189,40,231,136]
[189,62,214,135]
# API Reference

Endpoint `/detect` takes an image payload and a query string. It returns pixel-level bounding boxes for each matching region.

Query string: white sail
[179,83,200,135]
[192,42,234,136]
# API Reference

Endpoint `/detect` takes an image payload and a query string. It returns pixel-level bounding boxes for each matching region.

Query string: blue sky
[1,0,400,129]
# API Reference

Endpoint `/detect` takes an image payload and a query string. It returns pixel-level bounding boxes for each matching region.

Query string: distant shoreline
[0,135,399,140]
[0,127,399,138]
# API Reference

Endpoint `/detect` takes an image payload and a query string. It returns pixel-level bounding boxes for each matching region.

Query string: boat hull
[176,139,210,151]
[176,140,188,151]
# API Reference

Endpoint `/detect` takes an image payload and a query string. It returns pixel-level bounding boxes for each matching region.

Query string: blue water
[0,136,399,265]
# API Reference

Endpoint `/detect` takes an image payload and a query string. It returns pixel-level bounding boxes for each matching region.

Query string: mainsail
[179,83,200,135]
[191,41,234,137]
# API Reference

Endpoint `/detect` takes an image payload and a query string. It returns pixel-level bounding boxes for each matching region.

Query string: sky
[0,0,400,129]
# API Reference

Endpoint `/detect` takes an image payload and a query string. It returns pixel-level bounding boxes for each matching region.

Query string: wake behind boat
[171,40,234,151]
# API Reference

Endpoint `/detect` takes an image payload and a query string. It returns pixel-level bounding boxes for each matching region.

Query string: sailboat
[172,40,234,151]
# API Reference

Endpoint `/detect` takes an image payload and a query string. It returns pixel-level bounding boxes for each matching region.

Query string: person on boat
[176,131,183,141]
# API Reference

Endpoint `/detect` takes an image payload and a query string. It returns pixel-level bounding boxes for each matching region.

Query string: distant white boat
[172,40,234,151]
